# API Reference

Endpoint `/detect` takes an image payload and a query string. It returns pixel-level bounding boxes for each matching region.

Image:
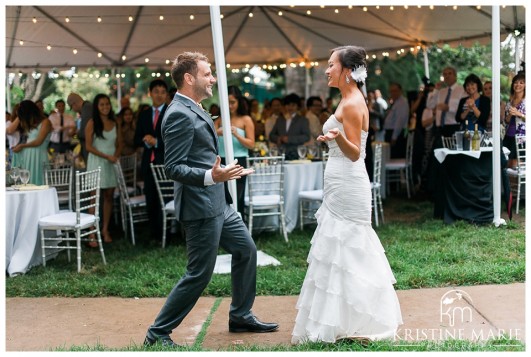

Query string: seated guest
[11,100,52,185]
[269,93,310,160]
[49,99,76,153]
[456,74,490,133]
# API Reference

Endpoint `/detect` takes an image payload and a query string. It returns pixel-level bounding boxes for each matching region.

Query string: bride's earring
[346,75,350,84]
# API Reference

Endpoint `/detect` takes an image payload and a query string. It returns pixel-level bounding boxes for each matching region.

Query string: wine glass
[297,145,308,160]
[10,167,20,186]
[19,169,30,186]
[307,145,318,160]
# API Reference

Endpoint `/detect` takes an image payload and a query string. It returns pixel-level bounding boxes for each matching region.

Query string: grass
[5,196,526,351]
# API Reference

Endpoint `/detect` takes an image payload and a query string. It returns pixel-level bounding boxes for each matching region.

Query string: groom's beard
[193,84,213,102]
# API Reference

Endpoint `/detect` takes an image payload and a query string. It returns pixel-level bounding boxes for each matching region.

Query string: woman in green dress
[85,93,122,246]
[12,100,52,185]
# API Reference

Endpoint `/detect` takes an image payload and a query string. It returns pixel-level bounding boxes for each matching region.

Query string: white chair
[150,164,177,248]
[113,154,138,225]
[114,162,148,245]
[245,155,288,242]
[385,131,415,198]
[44,164,73,212]
[298,151,328,230]
[507,134,526,214]
[442,136,456,150]
[371,143,385,226]
[39,168,106,272]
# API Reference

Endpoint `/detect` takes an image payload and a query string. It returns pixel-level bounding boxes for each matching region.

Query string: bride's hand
[317,128,340,142]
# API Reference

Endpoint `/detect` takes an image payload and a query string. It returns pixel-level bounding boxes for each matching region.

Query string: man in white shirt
[49,99,76,153]
[305,96,324,145]
[426,66,466,139]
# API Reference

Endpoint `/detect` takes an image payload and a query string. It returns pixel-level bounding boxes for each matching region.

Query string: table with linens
[5,186,59,277]
[432,147,509,224]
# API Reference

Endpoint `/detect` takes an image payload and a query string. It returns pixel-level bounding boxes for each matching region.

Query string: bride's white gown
[292,115,403,344]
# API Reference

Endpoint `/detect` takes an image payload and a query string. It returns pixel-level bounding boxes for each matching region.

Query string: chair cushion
[127,195,146,205]
[507,168,525,177]
[39,212,97,228]
[164,200,176,212]
[244,194,281,206]
[385,161,407,170]
[298,189,323,200]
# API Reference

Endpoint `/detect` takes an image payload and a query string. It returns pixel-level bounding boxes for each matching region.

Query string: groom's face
[192,60,217,101]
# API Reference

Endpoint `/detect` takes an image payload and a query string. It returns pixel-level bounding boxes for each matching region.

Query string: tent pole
[514,36,521,72]
[117,69,122,112]
[305,66,311,100]
[210,5,237,213]
[491,6,503,226]
[423,46,430,80]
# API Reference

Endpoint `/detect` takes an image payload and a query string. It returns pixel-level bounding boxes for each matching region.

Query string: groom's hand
[212,156,245,183]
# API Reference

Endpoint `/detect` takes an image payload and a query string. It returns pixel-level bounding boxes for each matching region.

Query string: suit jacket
[134,104,168,173]
[162,94,227,221]
[269,114,310,160]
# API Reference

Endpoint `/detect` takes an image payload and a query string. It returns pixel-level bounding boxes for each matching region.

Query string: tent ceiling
[5,5,525,70]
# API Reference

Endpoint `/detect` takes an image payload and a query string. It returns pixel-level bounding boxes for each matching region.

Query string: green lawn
[5,196,525,351]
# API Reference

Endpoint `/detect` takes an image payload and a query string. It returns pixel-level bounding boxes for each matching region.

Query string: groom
[144,52,278,348]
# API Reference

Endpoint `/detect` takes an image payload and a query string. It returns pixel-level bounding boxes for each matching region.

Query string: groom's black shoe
[143,336,180,348]
[229,315,279,333]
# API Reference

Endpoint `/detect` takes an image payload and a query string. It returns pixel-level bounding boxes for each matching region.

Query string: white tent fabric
[5,5,525,70]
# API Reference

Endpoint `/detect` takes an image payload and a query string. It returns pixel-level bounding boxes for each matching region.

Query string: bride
[292,45,403,344]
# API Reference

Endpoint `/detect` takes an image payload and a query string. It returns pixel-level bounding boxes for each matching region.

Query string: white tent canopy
[5,5,525,70]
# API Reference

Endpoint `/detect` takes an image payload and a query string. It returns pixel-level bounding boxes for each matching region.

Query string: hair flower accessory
[350,65,367,83]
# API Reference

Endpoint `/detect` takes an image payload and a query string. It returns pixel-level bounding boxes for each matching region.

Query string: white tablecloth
[5,187,59,277]
[434,147,510,163]
[246,161,324,233]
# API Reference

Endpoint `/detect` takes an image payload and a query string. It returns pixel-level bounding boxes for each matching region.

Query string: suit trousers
[146,204,257,340]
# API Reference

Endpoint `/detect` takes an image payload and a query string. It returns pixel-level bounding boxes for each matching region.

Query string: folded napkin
[16,184,49,191]
[288,159,312,164]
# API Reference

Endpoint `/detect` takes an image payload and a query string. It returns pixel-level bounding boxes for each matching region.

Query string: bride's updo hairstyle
[331,45,367,88]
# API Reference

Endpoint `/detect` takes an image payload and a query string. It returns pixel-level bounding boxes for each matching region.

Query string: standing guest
[292,45,402,344]
[67,93,93,163]
[456,74,490,133]
[118,106,137,156]
[383,83,409,158]
[250,99,262,122]
[49,99,76,153]
[214,86,255,218]
[503,73,526,169]
[11,100,52,185]
[264,97,283,141]
[85,93,122,246]
[375,89,389,111]
[144,51,278,348]
[35,99,49,117]
[305,96,324,145]
[6,104,21,164]
[367,90,385,138]
[134,79,169,245]
[426,66,466,140]
[483,80,506,132]
[120,95,131,111]
[269,93,311,160]
[209,103,221,118]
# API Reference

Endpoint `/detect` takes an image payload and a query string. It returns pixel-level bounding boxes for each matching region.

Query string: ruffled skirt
[291,203,403,344]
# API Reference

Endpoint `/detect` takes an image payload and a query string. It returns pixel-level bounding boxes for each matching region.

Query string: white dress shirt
[426,83,466,127]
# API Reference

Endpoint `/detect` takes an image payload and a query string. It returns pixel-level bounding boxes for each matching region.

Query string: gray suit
[269,114,310,160]
[146,93,257,341]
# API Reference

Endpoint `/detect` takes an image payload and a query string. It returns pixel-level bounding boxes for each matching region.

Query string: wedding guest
[269,93,310,160]
[209,103,220,118]
[375,89,389,111]
[214,85,255,217]
[35,99,49,117]
[67,93,93,163]
[502,72,526,169]
[305,96,324,145]
[383,82,409,158]
[6,103,21,163]
[11,100,52,185]
[483,80,506,132]
[456,73,490,133]
[49,99,76,153]
[85,93,122,246]
[264,97,283,140]
[118,106,137,156]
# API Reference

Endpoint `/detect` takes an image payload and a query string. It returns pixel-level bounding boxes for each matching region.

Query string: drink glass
[297,145,307,160]
[19,169,30,186]
[307,145,318,159]
[10,167,20,186]
[454,132,464,151]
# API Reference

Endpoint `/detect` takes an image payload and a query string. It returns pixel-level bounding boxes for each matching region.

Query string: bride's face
[325,51,348,88]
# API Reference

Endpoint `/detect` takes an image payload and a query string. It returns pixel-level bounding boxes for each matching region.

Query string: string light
[136,73,141,78]
[46,44,51,50]
[278,11,283,16]
[166,59,171,64]
[32,17,37,23]
[121,55,126,61]
[348,5,353,9]
[145,58,150,63]
[128,15,133,22]
[320,5,325,8]
[376,6,380,10]
[220,14,224,19]
[190,14,195,20]
[429,5,434,10]
[404,6,408,10]
[453,6,458,10]
[248,12,253,18]
[476,6,481,10]
[417,5,421,9]
[65,17,70,23]
[97,52,102,58]
[97,16,102,22]
[390,6,394,11]
[363,7,368,12]
[334,9,339,14]
[19,40,24,45]
[73,48,78,54]
[159,15,164,20]
[306,10,311,15]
